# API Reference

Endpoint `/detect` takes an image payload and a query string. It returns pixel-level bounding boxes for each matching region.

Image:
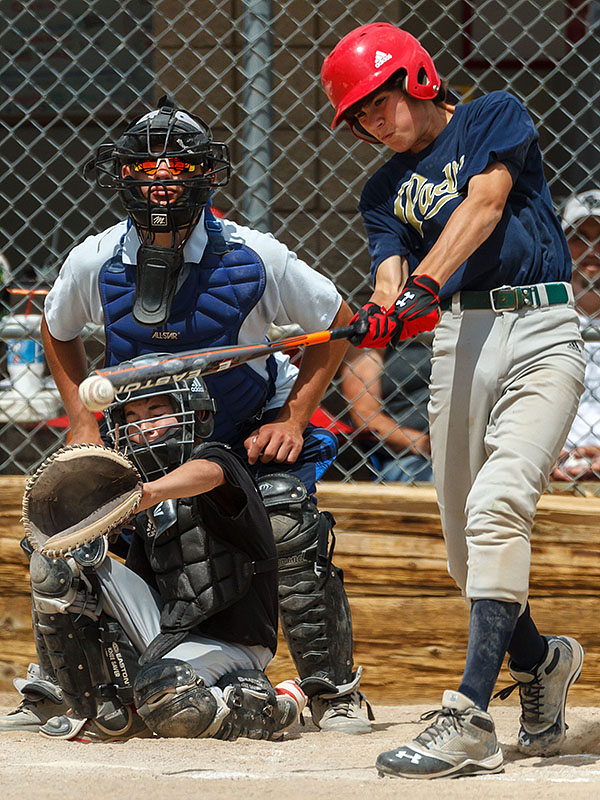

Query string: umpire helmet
[88,95,230,235]
[321,23,441,143]
[103,354,217,480]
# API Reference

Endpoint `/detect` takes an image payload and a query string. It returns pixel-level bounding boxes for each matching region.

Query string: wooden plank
[267,595,600,704]
[2,478,600,704]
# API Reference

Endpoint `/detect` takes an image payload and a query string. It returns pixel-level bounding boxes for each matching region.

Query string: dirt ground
[2,691,600,799]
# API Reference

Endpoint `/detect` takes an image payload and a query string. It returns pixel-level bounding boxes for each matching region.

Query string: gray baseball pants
[97,557,272,684]
[429,287,585,608]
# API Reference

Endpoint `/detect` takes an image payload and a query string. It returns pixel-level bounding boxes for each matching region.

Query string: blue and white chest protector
[99,219,277,444]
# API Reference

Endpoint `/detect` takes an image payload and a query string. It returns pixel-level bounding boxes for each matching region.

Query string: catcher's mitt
[22,444,143,558]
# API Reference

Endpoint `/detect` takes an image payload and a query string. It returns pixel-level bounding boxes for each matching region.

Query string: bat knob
[79,376,115,411]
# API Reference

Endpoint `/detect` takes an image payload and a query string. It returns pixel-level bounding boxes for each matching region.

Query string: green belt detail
[440,283,569,312]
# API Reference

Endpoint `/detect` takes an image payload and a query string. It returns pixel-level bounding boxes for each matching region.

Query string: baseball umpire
[322,22,585,777]
[0,95,371,736]
[15,373,307,742]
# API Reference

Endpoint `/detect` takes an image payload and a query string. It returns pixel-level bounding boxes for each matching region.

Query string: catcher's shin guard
[258,473,354,686]
[20,536,60,684]
[100,617,140,706]
[133,658,229,738]
[0,540,68,732]
[30,552,140,720]
[31,603,58,683]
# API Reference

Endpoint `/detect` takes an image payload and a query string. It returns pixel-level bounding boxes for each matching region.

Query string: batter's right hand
[348,302,400,349]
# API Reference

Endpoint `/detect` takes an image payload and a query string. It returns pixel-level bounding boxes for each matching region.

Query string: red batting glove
[348,302,400,349]
[390,274,441,341]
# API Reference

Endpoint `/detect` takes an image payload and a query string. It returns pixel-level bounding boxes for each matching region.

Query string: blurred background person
[552,191,600,480]
[340,340,433,483]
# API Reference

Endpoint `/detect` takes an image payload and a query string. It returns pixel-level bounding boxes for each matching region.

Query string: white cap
[561,191,600,230]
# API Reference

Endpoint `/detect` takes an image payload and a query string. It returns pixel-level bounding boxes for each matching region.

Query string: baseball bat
[79,325,354,411]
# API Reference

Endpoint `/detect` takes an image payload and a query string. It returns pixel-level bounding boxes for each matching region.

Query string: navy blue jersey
[359,91,571,299]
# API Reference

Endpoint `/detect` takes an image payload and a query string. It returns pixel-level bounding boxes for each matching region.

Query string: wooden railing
[1,478,599,703]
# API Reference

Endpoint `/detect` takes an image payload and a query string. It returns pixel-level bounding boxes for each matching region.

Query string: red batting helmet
[321,23,441,142]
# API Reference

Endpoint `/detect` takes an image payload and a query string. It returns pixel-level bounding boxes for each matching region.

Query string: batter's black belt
[440,282,570,312]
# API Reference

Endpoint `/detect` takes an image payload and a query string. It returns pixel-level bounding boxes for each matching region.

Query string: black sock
[458,599,520,711]
[506,602,547,670]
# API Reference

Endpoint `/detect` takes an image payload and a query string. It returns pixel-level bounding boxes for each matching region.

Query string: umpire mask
[86,95,230,326]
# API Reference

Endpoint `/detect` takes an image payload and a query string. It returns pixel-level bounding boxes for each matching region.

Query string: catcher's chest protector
[99,236,276,443]
[131,498,266,657]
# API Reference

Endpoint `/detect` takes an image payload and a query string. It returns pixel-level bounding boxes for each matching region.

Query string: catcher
[1,371,306,742]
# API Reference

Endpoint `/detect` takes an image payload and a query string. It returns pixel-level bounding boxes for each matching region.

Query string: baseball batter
[322,22,586,778]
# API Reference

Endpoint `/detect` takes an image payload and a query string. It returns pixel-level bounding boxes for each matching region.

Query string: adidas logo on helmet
[190,377,208,394]
[374,50,392,69]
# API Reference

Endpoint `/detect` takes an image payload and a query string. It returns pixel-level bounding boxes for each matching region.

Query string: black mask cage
[103,365,217,481]
[87,95,230,237]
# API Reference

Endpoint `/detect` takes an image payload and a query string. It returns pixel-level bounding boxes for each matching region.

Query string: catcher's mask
[85,94,230,326]
[104,360,217,481]
[321,23,441,144]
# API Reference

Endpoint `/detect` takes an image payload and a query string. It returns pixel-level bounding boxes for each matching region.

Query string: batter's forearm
[413,163,513,287]
[370,256,409,307]
[413,198,503,286]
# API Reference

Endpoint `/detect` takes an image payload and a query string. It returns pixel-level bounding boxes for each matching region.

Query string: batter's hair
[344,68,449,123]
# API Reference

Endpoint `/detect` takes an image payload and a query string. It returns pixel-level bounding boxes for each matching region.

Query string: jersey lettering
[393,157,465,236]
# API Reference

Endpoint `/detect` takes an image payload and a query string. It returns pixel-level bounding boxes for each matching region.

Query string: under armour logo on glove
[395,291,416,308]
[391,274,441,341]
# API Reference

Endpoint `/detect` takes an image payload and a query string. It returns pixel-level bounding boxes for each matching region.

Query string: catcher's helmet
[104,355,217,480]
[321,23,440,143]
[88,95,230,235]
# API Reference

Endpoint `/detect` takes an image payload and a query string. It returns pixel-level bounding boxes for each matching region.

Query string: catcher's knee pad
[133,659,225,739]
[30,551,79,608]
[258,473,354,686]
[258,473,323,567]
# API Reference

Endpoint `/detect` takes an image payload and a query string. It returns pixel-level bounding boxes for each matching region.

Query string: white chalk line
[3,761,600,782]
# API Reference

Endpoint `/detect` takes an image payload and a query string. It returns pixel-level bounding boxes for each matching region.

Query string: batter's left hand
[348,302,400,349]
[244,420,305,465]
[391,274,441,340]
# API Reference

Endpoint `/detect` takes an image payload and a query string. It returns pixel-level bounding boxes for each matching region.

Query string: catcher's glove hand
[22,444,143,559]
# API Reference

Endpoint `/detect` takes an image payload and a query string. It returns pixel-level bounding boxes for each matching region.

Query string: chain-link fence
[1,0,600,490]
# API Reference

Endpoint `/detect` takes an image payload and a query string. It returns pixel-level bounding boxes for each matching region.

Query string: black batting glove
[391,274,441,340]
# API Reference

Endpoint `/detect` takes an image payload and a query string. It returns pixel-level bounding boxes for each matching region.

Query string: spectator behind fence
[340,339,433,483]
[552,191,600,480]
